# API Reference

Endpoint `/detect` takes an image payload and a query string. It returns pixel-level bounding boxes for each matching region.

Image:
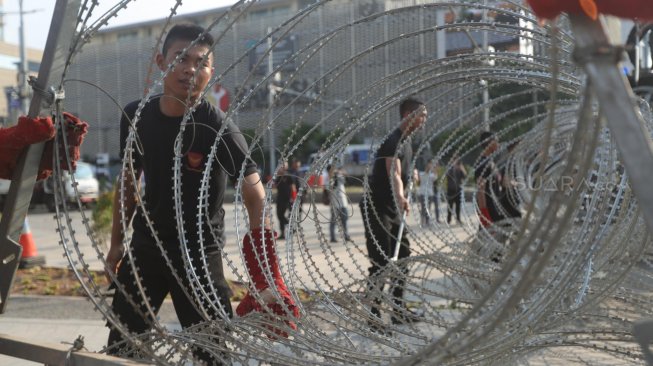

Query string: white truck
[307,143,376,182]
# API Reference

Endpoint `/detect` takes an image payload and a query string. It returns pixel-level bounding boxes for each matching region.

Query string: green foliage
[488,83,544,140]
[240,128,268,170]
[92,190,114,246]
[430,125,477,164]
[279,123,332,164]
[242,123,364,176]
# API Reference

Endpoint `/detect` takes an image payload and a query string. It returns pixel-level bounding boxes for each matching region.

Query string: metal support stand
[568,15,653,366]
[0,0,81,314]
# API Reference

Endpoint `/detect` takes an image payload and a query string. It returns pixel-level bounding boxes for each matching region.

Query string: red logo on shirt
[186,151,204,172]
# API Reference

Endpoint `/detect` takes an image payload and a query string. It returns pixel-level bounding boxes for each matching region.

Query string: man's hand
[104,243,125,283]
[398,195,410,214]
[236,228,300,338]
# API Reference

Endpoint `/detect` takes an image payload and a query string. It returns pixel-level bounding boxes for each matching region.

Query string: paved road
[2,201,475,365]
[24,201,474,286]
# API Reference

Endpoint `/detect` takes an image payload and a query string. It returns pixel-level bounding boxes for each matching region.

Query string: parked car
[39,162,100,212]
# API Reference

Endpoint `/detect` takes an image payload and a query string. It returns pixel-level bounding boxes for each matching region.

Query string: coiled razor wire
[42,0,653,364]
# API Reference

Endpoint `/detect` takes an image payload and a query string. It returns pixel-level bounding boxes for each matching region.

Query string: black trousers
[359,199,411,311]
[447,191,462,223]
[276,200,290,236]
[107,231,233,365]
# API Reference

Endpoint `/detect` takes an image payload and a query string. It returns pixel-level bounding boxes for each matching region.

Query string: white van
[41,162,100,212]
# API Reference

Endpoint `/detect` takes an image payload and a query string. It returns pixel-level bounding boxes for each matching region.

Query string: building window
[248,6,290,21]
[117,31,138,42]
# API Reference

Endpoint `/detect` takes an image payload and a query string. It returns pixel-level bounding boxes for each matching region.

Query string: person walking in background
[431,161,440,222]
[287,158,304,216]
[446,157,467,225]
[328,163,352,243]
[360,97,428,326]
[418,161,438,226]
[275,161,295,240]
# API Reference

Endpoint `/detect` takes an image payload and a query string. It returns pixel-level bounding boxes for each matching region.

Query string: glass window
[74,164,94,179]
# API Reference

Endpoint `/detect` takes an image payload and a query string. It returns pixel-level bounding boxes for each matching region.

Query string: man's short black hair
[399,97,425,118]
[479,130,496,148]
[162,23,214,56]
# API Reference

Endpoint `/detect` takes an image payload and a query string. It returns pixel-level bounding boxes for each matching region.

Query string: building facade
[0,0,43,125]
[65,0,526,166]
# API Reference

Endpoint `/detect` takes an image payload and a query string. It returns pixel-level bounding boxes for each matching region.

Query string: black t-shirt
[475,156,502,222]
[446,166,466,194]
[370,128,412,214]
[498,160,522,219]
[275,175,294,203]
[119,96,258,247]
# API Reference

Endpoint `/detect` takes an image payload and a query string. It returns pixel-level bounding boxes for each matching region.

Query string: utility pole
[267,27,277,176]
[0,3,41,122]
[18,0,28,114]
[482,0,489,131]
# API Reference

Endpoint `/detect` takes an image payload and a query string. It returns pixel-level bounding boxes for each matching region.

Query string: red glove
[38,112,89,180]
[0,116,55,179]
[527,0,653,21]
[290,186,297,203]
[479,207,493,227]
[236,228,299,338]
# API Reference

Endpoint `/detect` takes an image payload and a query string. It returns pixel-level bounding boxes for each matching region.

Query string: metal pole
[384,15,390,131]
[267,27,276,176]
[482,0,489,131]
[18,0,28,115]
[350,2,356,106]
[436,10,446,59]
[318,6,324,127]
[391,180,414,261]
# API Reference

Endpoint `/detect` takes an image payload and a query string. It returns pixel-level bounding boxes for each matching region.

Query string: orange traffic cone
[19,217,45,269]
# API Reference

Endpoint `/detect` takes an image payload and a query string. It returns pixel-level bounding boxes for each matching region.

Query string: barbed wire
[43,0,653,364]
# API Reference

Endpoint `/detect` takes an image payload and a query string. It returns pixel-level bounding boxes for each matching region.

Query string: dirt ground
[11,266,110,296]
[10,267,311,302]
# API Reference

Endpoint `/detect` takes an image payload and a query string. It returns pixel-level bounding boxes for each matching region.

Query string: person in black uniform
[275,161,295,239]
[104,24,298,364]
[360,97,427,325]
[446,157,467,224]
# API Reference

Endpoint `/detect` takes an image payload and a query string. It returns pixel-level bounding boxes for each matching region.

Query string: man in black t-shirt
[105,24,298,364]
[360,98,427,326]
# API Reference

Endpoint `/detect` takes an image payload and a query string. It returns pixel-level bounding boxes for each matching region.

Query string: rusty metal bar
[0,333,149,366]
